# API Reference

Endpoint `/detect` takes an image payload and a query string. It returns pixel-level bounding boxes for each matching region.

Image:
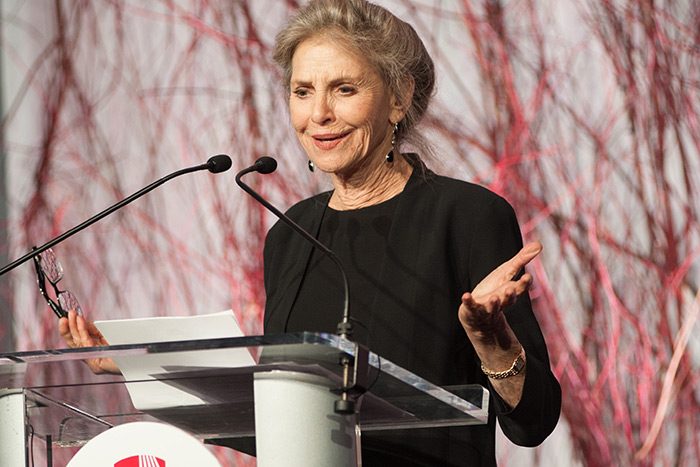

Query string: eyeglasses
[33,247,82,319]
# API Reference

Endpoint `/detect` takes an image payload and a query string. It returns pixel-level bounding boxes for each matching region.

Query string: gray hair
[273,0,436,158]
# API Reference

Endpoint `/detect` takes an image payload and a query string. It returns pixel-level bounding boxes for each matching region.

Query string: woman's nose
[311,95,334,124]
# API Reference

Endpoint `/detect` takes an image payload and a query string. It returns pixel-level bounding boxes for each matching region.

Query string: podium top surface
[0,332,488,445]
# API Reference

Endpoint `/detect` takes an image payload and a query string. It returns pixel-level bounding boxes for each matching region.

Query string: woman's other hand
[458,242,541,345]
[458,242,541,408]
[58,310,121,375]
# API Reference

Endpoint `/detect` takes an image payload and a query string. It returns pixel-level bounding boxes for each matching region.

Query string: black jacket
[263,165,561,465]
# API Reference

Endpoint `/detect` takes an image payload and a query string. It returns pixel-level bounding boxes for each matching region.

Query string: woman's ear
[389,76,415,124]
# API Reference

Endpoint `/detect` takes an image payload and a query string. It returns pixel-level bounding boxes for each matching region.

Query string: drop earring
[385,123,398,163]
[308,160,315,172]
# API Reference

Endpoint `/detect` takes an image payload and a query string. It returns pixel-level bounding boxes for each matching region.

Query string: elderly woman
[262,0,561,465]
[60,0,560,465]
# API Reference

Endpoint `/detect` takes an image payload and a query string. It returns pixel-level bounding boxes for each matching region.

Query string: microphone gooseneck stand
[235,156,360,415]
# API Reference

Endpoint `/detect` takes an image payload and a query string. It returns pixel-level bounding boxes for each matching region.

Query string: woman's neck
[328,153,413,210]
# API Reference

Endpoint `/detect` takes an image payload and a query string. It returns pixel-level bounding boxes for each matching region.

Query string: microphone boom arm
[236,157,361,415]
[0,155,231,277]
[235,163,352,338]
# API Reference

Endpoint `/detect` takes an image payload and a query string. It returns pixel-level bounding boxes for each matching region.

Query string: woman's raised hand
[457,242,541,408]
[458,242,541,346]
[58,310,121,374]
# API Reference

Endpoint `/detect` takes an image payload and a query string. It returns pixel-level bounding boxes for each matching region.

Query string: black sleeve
[466,195,561,446]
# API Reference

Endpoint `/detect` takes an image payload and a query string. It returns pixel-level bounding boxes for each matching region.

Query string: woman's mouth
[312,133,348,150]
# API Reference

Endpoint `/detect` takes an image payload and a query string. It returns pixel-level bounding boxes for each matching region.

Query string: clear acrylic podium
[0,332,489,466]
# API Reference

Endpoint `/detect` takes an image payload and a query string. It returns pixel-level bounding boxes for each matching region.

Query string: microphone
[206,154,233,173]
[251,156,277,174]
[0,155,232,277]
[236,157,359,415]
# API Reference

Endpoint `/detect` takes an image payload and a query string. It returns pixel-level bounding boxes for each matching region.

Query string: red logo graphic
[115,455,166,467]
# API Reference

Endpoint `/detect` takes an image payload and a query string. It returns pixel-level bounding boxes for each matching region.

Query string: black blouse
[286,194,401,348]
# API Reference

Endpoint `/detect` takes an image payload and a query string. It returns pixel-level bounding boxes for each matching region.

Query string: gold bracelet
[481,347,526,379]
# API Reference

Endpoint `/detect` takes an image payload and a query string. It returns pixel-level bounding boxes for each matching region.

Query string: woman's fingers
[460,277,528,334]
[502,244,539,281]
[471,273,532,312]
[61,309,96,348]
[86,322,108,346]
[69,310,83,347]
[57,311,119,375]
[510,272,533,299]
[58,316,74,346]
[471,242,541,300]
[510,242,542,272]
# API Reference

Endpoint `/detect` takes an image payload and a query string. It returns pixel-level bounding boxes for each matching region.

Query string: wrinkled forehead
[293,30,370,65]
[290,37,378,82]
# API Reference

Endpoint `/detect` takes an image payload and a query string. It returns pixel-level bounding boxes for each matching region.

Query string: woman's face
[289,38,404,178]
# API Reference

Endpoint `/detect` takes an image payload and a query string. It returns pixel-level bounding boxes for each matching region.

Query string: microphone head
[254,156,278,174]
[207,154,232,173]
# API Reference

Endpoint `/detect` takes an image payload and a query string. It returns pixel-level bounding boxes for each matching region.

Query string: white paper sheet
[95,310,256,410]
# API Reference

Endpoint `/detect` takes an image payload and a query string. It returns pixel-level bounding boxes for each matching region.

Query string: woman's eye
[293,89,309,98]
[338,86,356,95]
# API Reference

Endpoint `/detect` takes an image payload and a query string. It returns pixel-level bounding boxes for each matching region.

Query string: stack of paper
[95,310,256,410]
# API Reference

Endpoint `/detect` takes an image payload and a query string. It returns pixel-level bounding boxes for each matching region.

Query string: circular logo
[67,422,222,467]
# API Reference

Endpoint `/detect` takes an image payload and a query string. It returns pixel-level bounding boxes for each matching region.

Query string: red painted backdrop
[1,1,699,466]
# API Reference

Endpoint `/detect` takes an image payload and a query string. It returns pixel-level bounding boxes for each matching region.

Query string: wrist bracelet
[481,347,526,379]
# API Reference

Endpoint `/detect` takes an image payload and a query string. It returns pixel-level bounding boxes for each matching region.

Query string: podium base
[0,389,26,467]
[254,370,359,467]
